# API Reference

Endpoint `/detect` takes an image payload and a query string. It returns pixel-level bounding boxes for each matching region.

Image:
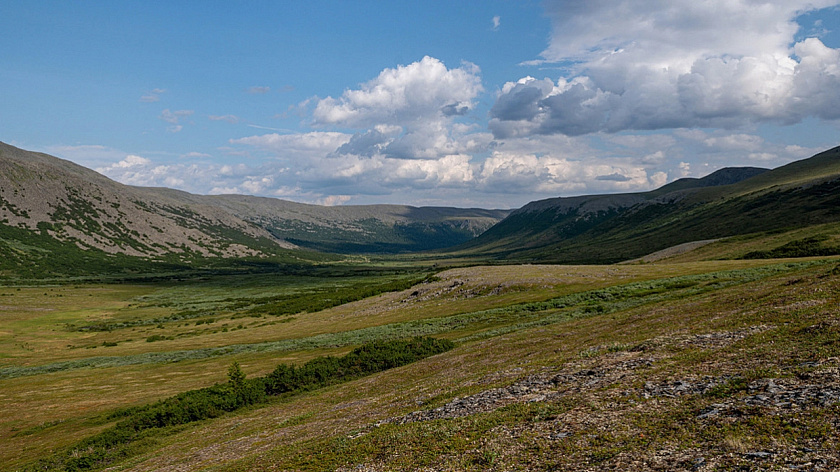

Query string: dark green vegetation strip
[70,273,438,332]
[742,235,840,259]
[246,274,440,317]
[1,261,822,380]
[26,337,454,472]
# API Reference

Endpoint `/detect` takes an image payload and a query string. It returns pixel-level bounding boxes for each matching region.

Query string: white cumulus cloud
[476,151,658,195]
[313,56,482,127]
[490,0,840,137]
[231,132,352,160]
[112,154,151,168]
[310,56,485,160]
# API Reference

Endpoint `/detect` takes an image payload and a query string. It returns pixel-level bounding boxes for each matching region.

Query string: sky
[2,1,840,209]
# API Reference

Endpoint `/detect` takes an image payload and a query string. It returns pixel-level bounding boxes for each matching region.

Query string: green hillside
[0,142,509,280]
[455,146,840,263]
[3,144,840,471]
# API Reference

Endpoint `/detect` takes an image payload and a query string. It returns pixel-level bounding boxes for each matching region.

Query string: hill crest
[0,142,510,275]
[458,146,840,263]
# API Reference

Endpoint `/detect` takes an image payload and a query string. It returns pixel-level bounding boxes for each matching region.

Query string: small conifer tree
[228,361,246,395]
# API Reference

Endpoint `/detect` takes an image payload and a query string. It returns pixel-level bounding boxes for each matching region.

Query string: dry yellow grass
[2,258,838,470]
[110,259,840,471]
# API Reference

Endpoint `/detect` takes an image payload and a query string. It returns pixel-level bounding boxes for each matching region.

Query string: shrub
[35,337,454,471]
[743,236,840,259]
[263,337,454,395]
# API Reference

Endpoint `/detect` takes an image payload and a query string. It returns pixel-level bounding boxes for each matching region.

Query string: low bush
[248,274,436,317]
[264,337,455,395]
[743,236,840,259]
[30,336,454,471]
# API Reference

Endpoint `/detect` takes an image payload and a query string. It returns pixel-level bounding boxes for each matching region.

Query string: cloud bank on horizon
[5,1,840,208]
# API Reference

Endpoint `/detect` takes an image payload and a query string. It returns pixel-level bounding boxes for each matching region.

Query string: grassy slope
[143,259,840,471]
[0,142,509,263]
[454,146,840,263]
[200,194,511,254]
[3,257,840,470]
[649,222,840,264]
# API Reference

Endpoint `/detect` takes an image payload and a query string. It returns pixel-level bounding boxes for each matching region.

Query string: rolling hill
[167,191,509,253]
[4,140,840,276]
[456,146,840,263]
[0,142,508,276]
[3,142,840,471]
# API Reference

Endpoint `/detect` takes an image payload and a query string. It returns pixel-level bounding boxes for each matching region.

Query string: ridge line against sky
[1,1,839,208]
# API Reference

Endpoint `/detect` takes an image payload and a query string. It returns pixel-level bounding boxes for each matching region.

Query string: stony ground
[338,322,840,471]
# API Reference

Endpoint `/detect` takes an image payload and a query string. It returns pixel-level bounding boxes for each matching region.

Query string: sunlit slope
[8,259,839,471]
[0,142,510,277]
[456,146,840,263]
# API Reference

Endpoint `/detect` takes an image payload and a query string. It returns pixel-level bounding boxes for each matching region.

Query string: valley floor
[2,258,839,471]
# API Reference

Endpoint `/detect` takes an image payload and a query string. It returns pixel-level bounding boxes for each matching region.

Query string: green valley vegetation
[2,144,840,471]
[3,258,840,470]
[26,337,454,472]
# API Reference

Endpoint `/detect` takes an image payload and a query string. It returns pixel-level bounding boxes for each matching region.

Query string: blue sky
[2,1,839,208]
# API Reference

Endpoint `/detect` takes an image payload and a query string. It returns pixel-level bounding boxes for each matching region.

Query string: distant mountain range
[2,141,839,277]
[454,146,840,263]
[0,142,507,276]
[173,192,509,254]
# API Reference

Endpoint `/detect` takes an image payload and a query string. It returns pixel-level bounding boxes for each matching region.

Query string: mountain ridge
[455,146,840,263]
[0,142,510,275]
[3,141,840,275]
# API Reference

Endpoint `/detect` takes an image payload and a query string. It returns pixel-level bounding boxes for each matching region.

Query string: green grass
[3,261,815,381]
[26,337,454,472]
[3,257,840,470]
[649,221,840,262]
[209,260,840,471]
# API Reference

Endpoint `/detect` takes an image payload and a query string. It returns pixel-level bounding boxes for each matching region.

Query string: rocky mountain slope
[4,140,839,274]
[0,143,287,259]
[456,146,840,263]
[0,142,509,275]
